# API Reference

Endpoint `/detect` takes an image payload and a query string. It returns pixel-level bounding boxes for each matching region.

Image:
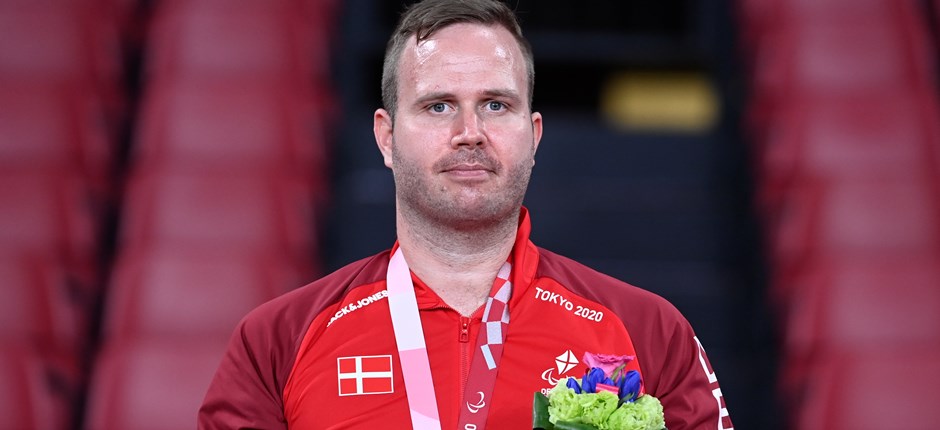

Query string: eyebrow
[413,89,522,107]
[481,89,523,103]
[413,91,453,107]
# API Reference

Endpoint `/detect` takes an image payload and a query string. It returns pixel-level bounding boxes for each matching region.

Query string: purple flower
[581,367,611,393]
[565,377,581,394]
[617,370,642,403]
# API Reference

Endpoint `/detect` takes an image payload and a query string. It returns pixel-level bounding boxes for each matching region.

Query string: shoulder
[238,250,392,340]
[534,247,684,324]
[228,250,392,375]
[525,247,731,427]
[200,251,393,427]
[533,248,696,371]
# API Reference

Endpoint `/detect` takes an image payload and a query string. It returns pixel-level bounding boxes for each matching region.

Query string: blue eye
[488,101,504,111]
[430,103,447,113]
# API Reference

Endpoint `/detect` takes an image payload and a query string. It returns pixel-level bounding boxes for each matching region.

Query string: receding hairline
[396,24,531,112]
[380,0,536,118]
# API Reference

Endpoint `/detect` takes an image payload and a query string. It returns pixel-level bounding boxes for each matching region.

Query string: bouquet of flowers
[532,353,666,430]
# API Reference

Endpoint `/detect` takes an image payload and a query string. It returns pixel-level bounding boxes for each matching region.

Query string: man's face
[374,23,543,229]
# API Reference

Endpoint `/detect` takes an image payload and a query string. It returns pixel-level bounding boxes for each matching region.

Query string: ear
[374,108,394,168]
[531,111,543,158]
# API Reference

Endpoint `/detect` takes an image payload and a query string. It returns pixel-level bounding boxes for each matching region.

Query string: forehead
[398,23,527,98]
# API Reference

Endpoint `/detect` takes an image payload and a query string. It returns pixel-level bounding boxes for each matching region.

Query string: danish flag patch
[337,355,394,396]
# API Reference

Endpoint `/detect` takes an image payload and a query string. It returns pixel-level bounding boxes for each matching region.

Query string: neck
[396,208,518,316]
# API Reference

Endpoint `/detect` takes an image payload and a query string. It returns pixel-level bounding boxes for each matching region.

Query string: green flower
[547,386,584,424]
[604,395,666,430]
[635,395,665,429]
[578,391,620,428]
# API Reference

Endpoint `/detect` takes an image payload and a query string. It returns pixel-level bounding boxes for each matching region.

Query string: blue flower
[617,370,642,403]
[581,367,610,393]
[565,377,581,394]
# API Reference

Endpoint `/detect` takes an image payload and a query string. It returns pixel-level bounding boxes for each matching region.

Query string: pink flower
[582,352,635,378]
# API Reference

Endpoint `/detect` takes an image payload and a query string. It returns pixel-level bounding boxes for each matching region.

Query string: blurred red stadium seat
[0,252,89,352]
[157,0,343,30]
[736,0,940,426]
[102,246,313,342]
[755,91,940,216]
[0,2,125,112]
[768,174,940,281]
[0,343,79,430]
[0,171,102,279]
[144,0,332,86]
[0,0,136,40]
[0,82,116,196]
[132,80,331,183]
[118,169,320,263]
[747,0,934,88]
[745,0,935,136]
[795,347,940,430]
[84,339,227,430]
[777,256,940,393]
[738,0,904,63]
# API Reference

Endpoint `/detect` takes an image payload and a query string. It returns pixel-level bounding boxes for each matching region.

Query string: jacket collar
[393,207,541,314]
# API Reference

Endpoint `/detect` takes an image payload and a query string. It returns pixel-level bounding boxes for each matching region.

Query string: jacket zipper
[459,315,471,407]
[424,303,475,422]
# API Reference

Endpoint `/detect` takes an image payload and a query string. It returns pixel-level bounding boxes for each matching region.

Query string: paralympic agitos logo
[540,350,580,389]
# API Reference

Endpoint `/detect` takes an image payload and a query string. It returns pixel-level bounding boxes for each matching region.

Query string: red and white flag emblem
[337,355,394,396]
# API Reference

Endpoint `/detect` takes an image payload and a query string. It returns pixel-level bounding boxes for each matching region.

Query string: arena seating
[743,0,935,144]
[0,253,89,353]
[0,171,103,288]
[118,168,321,261]
[143,0,333,86]
[1,0,337,426]
[0,344,79,430]
[1,0,936,427]
[101,247,311,341]
[768,174,940,295]
[0,2,127,121]
[0,82,115,195]
[83,339,229,430]
[131,79,333,201]
[795,347,940,430]
[777,256,940,398]
[736,0,940,427]
[755,91,940,218]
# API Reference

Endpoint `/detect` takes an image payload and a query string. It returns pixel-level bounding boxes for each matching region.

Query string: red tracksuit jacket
[198,210,733,429]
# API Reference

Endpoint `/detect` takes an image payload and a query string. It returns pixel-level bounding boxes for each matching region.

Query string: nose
[451,108,486,148]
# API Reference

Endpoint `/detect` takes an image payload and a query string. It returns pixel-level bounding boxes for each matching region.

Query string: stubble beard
[392,143,534,233]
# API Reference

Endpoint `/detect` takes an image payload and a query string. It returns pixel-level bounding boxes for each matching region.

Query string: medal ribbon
[387,248,512,430]
[457,260,511,430]
[388,249,442,429]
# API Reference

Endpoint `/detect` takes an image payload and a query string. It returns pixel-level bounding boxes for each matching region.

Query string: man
[199,0,733,429]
